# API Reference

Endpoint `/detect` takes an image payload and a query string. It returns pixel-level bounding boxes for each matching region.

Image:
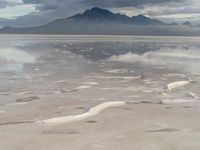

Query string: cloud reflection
[108,47,200,74]
[0,47,36,74]
[0,47,36,63]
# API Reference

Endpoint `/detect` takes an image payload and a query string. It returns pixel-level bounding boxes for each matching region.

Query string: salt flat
[0,35,200,150]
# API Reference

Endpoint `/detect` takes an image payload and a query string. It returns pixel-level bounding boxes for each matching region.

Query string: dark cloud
[20,0,188,21]
[22,0,86,18]
[0,0,88,27]
[23,0,84,11]
[23,0,186,9]
[83,0,186,8]
[0,0,20,8]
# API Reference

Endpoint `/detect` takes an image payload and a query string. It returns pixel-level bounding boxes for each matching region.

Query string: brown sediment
[145,127,180,133]
[16,96,39,102]
[42,129,80,135]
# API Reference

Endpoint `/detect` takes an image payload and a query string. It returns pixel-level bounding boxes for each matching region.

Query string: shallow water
[0,35,200,102]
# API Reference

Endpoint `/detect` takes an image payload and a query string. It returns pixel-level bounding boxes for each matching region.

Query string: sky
[0,0,200,27]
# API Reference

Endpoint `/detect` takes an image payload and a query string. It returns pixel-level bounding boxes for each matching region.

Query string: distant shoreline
[0,33,200,37]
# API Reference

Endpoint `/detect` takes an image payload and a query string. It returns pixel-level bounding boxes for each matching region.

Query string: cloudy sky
[0,0,199,27]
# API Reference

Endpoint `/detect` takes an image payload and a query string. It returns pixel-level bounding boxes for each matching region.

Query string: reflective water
[0,34,200,97]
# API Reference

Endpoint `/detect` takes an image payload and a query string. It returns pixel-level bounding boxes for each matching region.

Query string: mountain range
[0,7,199,36]
[68,7,165,25]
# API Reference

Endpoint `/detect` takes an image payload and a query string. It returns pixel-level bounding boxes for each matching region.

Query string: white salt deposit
[55,80,68,83]
[86,75,141,80]
[166,80,191,91]
[8,102,29,106]
[102,69,128,74]
[0,111,6,114]
[83,82,99,85]
[74,86,92,90]
[161,99,200,104]
[38,101,125,126]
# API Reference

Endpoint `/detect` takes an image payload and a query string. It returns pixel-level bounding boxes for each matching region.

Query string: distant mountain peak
[132,14,165,25]
[2,26,12,29]
[170,22,179,25]
[89,7,109,12]
[71,7,115,20]
[84,7,113,15]
[69,7,165,25]
[183,21,191,26]
[136,14,147,18]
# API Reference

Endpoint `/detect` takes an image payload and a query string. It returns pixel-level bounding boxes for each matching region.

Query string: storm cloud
[0,0,20,8]
[22,0,187,9]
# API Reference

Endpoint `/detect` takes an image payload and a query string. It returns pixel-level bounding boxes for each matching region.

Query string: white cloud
[0,2,36,19]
